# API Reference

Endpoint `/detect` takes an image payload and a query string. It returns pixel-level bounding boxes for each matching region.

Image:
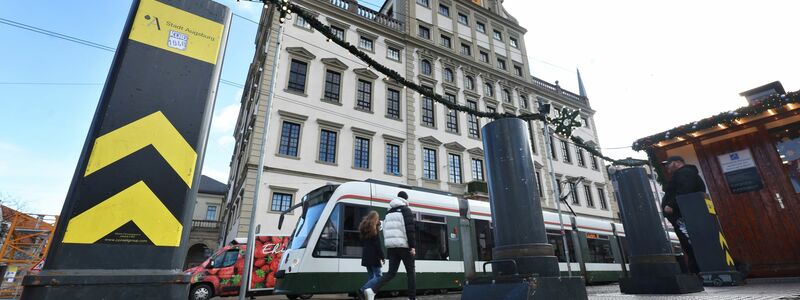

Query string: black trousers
[370,247,416,298]
[669,218,700,274]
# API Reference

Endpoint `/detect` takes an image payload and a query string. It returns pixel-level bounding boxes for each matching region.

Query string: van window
[586,234,616,263]
[474,220,493,261]
[213,249,239,268]
[415,214,449,260]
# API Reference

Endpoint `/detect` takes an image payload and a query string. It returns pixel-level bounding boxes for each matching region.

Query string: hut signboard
[717,149,763,194]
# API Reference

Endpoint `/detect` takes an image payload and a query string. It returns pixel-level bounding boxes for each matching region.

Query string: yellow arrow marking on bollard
[719,232,735,266]
[63,181,183,247]
[84,111,197,187]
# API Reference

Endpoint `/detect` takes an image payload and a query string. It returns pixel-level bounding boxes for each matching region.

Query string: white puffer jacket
[383,197,416,249]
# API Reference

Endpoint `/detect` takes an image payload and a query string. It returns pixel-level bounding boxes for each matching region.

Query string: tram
[273,180,681,298]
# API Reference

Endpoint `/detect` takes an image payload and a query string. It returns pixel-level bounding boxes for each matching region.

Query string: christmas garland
[260,0,648,167]
[633,90,800,151]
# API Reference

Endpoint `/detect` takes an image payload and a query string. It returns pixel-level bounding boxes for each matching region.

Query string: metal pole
[539,98,573,277]
[239,21,284,300]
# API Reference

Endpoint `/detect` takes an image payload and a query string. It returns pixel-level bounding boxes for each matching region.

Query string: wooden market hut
[633,82,800,277]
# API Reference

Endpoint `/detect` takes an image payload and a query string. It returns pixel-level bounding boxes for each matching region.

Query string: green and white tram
[274,180,681,298]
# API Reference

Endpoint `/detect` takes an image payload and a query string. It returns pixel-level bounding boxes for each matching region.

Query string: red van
[185,235,307,300]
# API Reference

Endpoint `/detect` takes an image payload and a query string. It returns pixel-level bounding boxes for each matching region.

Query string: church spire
[577,68,588,99]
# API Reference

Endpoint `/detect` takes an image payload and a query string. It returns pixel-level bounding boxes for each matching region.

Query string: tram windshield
[288,185,338,250]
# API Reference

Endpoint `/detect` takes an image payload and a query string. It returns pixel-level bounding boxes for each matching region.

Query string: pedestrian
[363,191,416,300]
[661,156,704,274]
[358,210,384,299]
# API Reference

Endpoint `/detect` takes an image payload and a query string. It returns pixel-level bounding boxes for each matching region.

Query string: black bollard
[677,192,745,286]
[613,167,703,294]
[462,118,587,300]
[21,0,230,298]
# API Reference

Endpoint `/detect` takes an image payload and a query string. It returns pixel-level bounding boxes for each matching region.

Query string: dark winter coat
[662,164,706,222]
[360,234,385,267]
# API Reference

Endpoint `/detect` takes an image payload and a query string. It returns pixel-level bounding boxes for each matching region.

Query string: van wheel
[189,284,213,300]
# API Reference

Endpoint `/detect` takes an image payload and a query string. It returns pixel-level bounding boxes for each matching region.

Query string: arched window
[502,89,511,102]
[465,76,474,90]
[444,68,454,82]
[519,95,528,109]
[420,59,432,75]
[484,83,493,97]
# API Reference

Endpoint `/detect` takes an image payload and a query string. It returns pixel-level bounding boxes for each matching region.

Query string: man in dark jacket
[363,191,417,300]
[661,156,705,274]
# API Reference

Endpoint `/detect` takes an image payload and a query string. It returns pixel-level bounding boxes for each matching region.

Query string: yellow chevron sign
[63,181,183,246]
[64,111,196,247]
[719,232,735,266]
[84,111,197,186]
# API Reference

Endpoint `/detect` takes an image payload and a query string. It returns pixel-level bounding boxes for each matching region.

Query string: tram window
[546,229,576,262]
[314,205,341,257]
[474,220,493,261]
[341,205,370,257]
[586,234,616,263]
[415,215,449,260]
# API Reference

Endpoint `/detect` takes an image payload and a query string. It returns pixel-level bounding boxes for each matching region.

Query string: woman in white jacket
[363,191,417,300]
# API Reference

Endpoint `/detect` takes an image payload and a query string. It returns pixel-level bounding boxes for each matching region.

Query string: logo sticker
[168,30,188,51]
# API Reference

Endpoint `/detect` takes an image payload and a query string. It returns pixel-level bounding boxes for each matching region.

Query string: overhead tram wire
[0,17,115,52]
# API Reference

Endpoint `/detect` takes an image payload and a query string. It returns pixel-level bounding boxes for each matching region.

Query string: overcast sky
[503,0,800,160]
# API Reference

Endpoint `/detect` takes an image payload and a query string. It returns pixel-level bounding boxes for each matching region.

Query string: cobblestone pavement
[247,278,800,300]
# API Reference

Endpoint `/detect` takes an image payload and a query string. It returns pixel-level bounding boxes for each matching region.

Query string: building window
[440,35,452,48]
[591,155,599,170]
[356,79,372,111]
[278,121,301,157]
[584,185,595,207]
[577,148,586,167]
[270,192,292,212]
[479,51,489,63]
[548,135,558,160]
[359,36,374,51]
[497,58,506,70]
[501,89,511,102]
[493,30,502,41]
[420,59,432,75]
[294,16,310,29]
[570,182,579,205]
[465,76,475,90]
[448,153,463,184]
[598,187,608,209]
[205,205,218,220]
[467,100,480,138]
[514,65,523,77]
[386,143,401,175]
[323,70,341,103]
[476,22,486,33]
[458,13,468,25]
[330,26,345,40]
[510,37,519,48]
[418,25,431,39]
[387,47,401,61]
[318,129,337,163]
[582,117,591,129]
[519,95,528,109]
[438,4,450,17]
[487,105,496,114]
[535,171,543,197]
[416,0,429,7]
[460,43,471,56]
[561,140,571,163]
[423,148,438,180]
[387,88,401,119]
[421,95,435,127]
[443,68,454,82]
[484,83,493,97]
[354,137,370,169]
[445,93,458,133]
[287,59,308,93]
[471,158,484,182]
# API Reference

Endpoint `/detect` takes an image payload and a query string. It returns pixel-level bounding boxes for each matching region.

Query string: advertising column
[21,0,230,299]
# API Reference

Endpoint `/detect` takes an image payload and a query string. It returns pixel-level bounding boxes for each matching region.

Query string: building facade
[184,175,227,268]
[220,0,617,244]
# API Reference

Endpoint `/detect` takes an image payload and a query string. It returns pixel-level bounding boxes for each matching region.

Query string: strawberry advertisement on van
[185,235,289,300]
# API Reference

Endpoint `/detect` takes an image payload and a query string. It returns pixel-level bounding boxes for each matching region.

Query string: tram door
[701,128,800,277]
